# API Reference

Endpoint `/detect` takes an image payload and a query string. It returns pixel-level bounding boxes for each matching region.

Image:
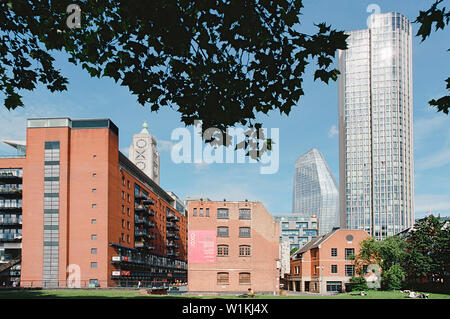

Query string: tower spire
[140,121,149,134]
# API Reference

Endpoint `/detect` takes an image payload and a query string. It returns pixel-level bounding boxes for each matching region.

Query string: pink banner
[188,230,216,263]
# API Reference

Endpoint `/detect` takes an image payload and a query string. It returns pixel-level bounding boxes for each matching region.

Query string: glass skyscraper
[292,148,339,236]
[338,12,414,240]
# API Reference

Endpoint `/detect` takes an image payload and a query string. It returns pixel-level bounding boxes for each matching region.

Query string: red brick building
[287,228,370,293]
[187,200,280,294]
[1,118,187,288]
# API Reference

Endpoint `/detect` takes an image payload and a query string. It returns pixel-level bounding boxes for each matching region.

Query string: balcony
[0,172,22,183]
[0,188,22,197]
[134,241,156,250]
[166,232,180,240]
[166,242,179,249]
[135,205,148,213]
[134,230,149,238]
[134,217,148,225]
[0,218,22,226]
[0,234,22,242]
[135,194,147,201]
[142,199,154,206]
[167,251,180,257]
[0,206,22,212]
[166,222,179,231]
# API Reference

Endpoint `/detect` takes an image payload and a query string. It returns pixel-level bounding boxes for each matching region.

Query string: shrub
[350,276,368,291]
[382,265,405,290]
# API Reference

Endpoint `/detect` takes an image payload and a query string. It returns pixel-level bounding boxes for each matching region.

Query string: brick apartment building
[187,200,280,293]
[0,117,187,287]
[286,228,370,293]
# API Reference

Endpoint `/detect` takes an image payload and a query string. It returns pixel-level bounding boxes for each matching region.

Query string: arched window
[239,272,251,284]
[217,245,229,256]
[239,245,251,256]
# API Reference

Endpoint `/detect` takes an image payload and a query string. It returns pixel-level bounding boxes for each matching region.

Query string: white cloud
[328,125,338,138]
[415,147,450,170]
[158,139,174,152]
[194,160,210,172]
[414,115,449,144]
[415,194,450,217]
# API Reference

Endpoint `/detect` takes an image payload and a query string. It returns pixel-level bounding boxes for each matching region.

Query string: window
[239,209,251,220]
[331,248,338,257]
[127,234,130,243]
[239,272,251,284]
[239,245,251,256]
[127,221,130,230]
[93,173,97,177]
[217,227,229,237]
[217,272,229,284]
[199,208,203,217]
[127,207,130,216]
[345,265,355,277]
[91,234,97,240]
[121,205,124,213]
[92,189,96,193]
[217,245,229,256]
[239,227,251,238]
[92,204,97,208]
[217,208,229,219]
[91,248,97,255]
[91,219,96,224]
[122,191,125,199]
[193,208,197,216]
[206,208,210,217]
[345,248,355,260]
[91,262,98,269]
[121,219,125,228]
[331,265,338,274]
[294,266,300,274]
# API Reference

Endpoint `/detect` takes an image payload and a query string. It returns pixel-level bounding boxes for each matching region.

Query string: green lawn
[0,289,449,299]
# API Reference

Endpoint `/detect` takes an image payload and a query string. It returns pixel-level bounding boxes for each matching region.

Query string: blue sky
[0,0,449,218]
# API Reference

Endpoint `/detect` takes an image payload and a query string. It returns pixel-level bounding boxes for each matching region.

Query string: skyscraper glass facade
[292,148,339,235]
[338,12,414,240]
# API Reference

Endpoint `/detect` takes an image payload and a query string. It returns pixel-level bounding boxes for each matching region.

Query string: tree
[0,0,348,154]
[354,236,408,290]
[405,215,450,289]
[415,0,450,114]
[356,236,408,273]
[381,264,405,290]
[349,275,368,291]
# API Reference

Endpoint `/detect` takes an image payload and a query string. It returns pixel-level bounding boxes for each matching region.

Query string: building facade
[187,200,280,293]
[273,214,318,279]
[128,121,160,185]
[0,117,186,288]
[0,158,25,285]
[286,228,370,293]
[338,12,414,240]
[292,148,339,236]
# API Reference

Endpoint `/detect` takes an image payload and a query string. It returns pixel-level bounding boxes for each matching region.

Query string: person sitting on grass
[238,288,255,298]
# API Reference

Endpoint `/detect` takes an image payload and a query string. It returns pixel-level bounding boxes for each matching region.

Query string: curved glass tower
[292,148,339,235]
[338,12,414,240]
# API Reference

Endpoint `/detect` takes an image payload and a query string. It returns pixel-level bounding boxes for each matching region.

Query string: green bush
[382,265,405,290]
[350,276,368,291]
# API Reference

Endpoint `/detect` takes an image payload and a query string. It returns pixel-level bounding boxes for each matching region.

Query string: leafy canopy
[0,0,348,147]
[415,0,450,114]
